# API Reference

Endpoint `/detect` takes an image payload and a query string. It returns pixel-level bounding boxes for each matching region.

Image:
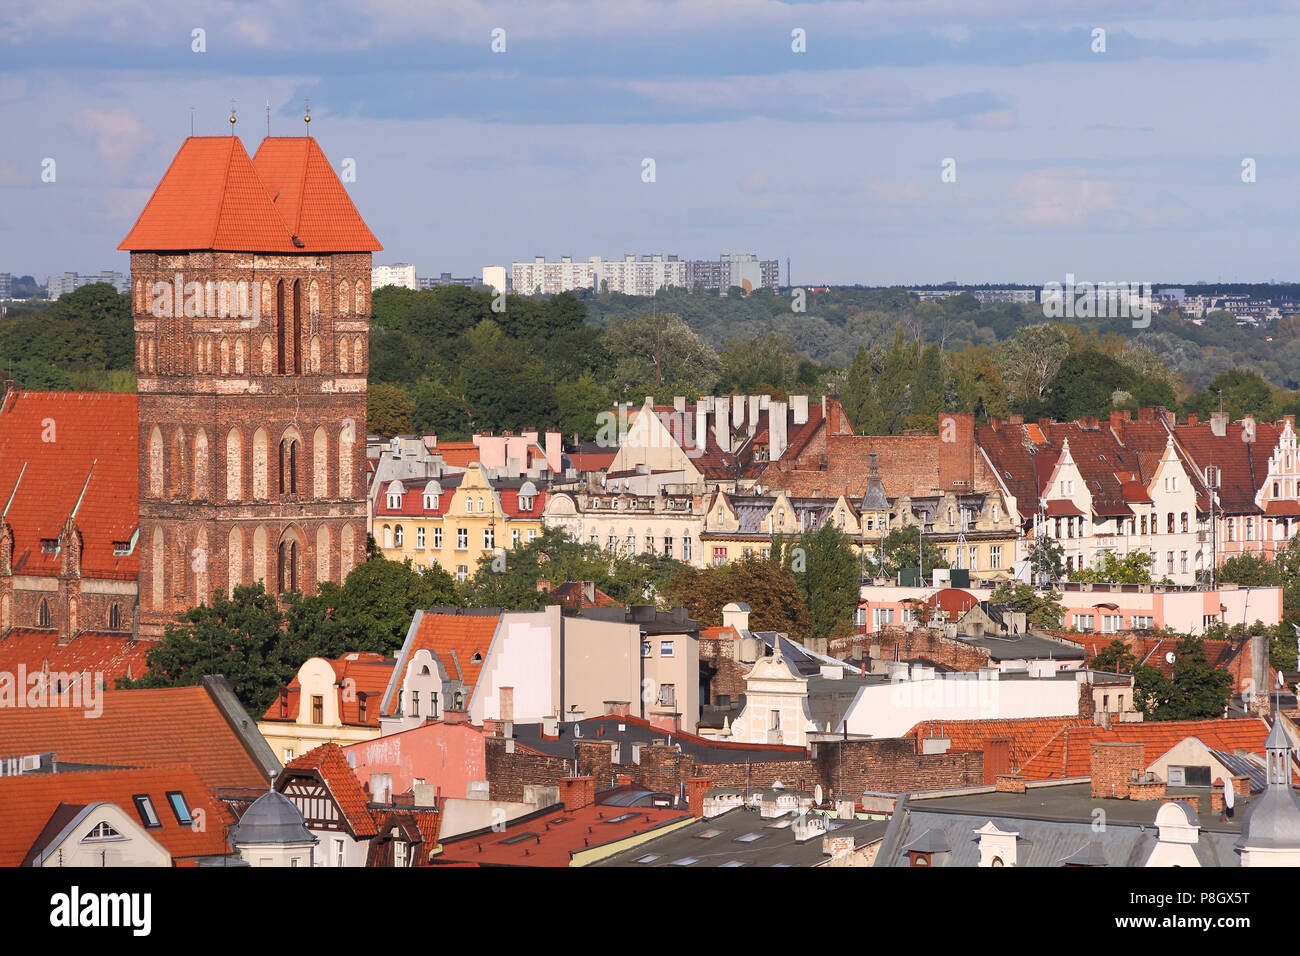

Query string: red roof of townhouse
[261,652,395,727]
[0,390,139,580]
[430,442,480,469]
[437,801,691,866]
[1074,635,1239,678]
[0,629,152,686]
[384,612,500,716]
[906,716,1094,771]
[1172,419,1282,515]
[119,135,380,252]
[281,742,378,837]
[0,685,270,790]
[0,765,236,866]
[1018,717,1278,780]
[547,581,622,610]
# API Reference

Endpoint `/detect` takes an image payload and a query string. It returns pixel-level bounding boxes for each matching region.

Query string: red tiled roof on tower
[253,137,382,251]
[119,135,381,252]
[0,390,138,579]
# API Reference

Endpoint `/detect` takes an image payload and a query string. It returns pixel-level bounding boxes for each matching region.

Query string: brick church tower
[119,133,381,638]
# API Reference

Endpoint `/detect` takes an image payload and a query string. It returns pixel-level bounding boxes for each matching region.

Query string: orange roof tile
[282,742,377,837]
[905,716,1093,771]
[0,765,235,866]
[0,630,151,686]
[1019,718,1276,780]
[0,685,269,790]
[385,612,500,715]
[0,390,138,580]
[252,137,382,252]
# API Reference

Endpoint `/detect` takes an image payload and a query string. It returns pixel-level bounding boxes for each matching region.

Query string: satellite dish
[1165,651,1176,664]
[814,784,824,805]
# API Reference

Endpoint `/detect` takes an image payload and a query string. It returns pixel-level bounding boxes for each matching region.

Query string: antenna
[189,106,195,136]
[266,99,271,137]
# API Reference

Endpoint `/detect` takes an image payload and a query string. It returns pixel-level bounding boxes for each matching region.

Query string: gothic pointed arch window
[193,429,209,500]
[279,431,301,496]
[220,337,230,375]
[354,280,366,316]
[310,335,321,373]
[252,525,268,585]
[313,427,328,498]
[341,523,356,579]
[171,427,188,498]
[275,279,287,374]
[292,279,303,374]
[316,525,331,586]
[234,336,245,374]
[228,526,244,595]
[338,336,350,373]
[109,602,122,630]
[338,280,350,316]
[148,426,164,498]
[38,598,51,628]
[352,337,363,373]
[339,426,354,498]
[151,526,164,607]
[278,530,301,594]
[253,428,269,500]
[226,428,243,501]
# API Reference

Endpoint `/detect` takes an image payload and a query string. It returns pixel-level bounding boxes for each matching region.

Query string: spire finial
[266,99,271,137]
[304,97,311,132]
[229,98,237,134]
[189,105,195,136]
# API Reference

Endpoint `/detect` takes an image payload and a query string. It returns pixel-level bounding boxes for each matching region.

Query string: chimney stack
[558,775,596,810]
[685,776,715,818]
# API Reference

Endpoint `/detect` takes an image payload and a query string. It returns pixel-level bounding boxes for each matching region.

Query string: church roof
[119,136,381,253]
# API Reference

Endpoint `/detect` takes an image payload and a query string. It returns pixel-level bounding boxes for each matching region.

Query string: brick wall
[829,625,991,673]
[1090,741,1145,798]
[483,737,572,802]
[699,635,748,704]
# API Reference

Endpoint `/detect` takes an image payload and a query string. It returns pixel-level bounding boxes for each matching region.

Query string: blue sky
[2,0,1298,286]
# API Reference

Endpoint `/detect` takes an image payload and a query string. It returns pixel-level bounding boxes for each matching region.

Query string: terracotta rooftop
[0,685,270,790]
[119,135,380,252]
[1018,717,1278,780]
[281,742,378,837]
[0,630,151,687]
[0,765,235,866]
[0,390,139,580]
[383,612,500,716]
[905,716,1093,772]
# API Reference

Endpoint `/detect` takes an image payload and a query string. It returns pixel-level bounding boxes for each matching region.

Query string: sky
[2,0,1299,287]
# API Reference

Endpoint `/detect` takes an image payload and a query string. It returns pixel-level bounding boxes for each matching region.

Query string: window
[416,527,425,550]
[456,565,468,583]
[394,525,404,548]
[109,603,122,630]
[519,496,533,511]
[433,527,442,549]
[1132,615,1153,629]
[990,545,1002,570]
[1101,615,1121,634]
[37,599,50,628]
[312,695,324,724]
[279,691,289,719]
[1227,519,1235,542]
[645,534,655,553]
[112,540,132,555]
[1075,614,1094,631]
[713,547,727,566]
[133,795,161,829]
[41,538,58,554]
[412,691,420,718]
[1166,551,1174,574]
[457,528,468,550]
[382,525,393,549]
[660,640,675,657]
[608,534,618,552]
[358,694,368,723]
[683,537,692,562]
[874,608,894,627]
[663,536,673,558]
[283,748,294,763]
[528,529,537,543]
[1166,513,1175,534]
[483,527,495,550]
[1246,517,1255,541]
[1181,513,1189,533]
[423,492,438,510]
[394,840,407,867]
[279,438,300,495]
[658,684,676,707]
[1179,551,1188,573]
[335,839,344,868]
[512,529,521,548]
[83,822,122,841]
[641,641,651,658]
[476,497,484,513]
[166,791,193,826]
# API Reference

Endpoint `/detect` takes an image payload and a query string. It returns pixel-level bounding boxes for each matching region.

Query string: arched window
[383,525,393,549]
[228,527,244,595]
[38,598,51,628]
[220,338,230,375]
[310,335,321,373]
[171,427,187,498]
[252,525,268,585]
[354,280,366,316]
[313,427,328,498]
[395,525,405,548]
[234,336,245,374]
[226,428,243,501]
[275,279,287,374]
[292,279,303,374]
[279,436,300,496]
[352,337,363,373]
[338,280,350,315]
[339,428,354,498]
[151,526,164,607]
[253,428,269,500]
[341,524,356,579]
[278,535,299,594]
[194,527,209,605]
[108,602,122,630]
[338,336,349,373]
[148,427,164,498]
[193,429,209,500]
[316,525,330,585]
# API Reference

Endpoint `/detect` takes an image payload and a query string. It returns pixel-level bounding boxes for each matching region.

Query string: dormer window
[40,539,58,554]
[386,491,402,509]
[423,493,438,510]
[112,540,132,555]
[519,496,533,511]
[82,821,122,842]
[279,690,289,718]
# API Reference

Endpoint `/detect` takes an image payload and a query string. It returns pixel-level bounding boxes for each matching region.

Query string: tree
[1070,550,1153,584]
[604,312,721,398]
[989,581,1064,629]
[367,382,414,438]
[1144,635,1233,721]
[1089,638,1138,675]
[880,525,950,579]
[777,522,860,641]
[1183,368,1280,422]
[996,323,1068,403]
[1027,535,1065,583]
[664,554,807,637]
[718,334,801,393]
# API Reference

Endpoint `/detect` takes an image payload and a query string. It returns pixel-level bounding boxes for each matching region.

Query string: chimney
[1137,406,1156,422]
[673,395,686,414]
[721,603,751,632]
[583,580,595,604]
[1187,413,1197,426]
[938,412,974,489]
[558,775,595,810]
[544,431,561,473]
[716,396,731,453]
[791,395,809,425]
[541,715,560,739]
[1009,414,1024,425]
[1109,409,1128,439]
[748,394,760,433]
[769,400,788,461]
[369,773,393,804]
[1210,411,1228,437]
[695,397,710,455]
[647,712,681,734]
[685,776,714,818]
[500,687,514,723]
[994,774,1027,794]
[604,700,631,717]
[1089,741,1145,798]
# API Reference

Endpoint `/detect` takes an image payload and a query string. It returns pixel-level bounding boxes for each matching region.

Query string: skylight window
[695,828,724,839]
[720,860,746,867]
[166,791,193,826]
[605,812,638,824]
[670,857,699,866]
[634,854,660,864]
[735,832,763,843]
[133,795,161,829]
